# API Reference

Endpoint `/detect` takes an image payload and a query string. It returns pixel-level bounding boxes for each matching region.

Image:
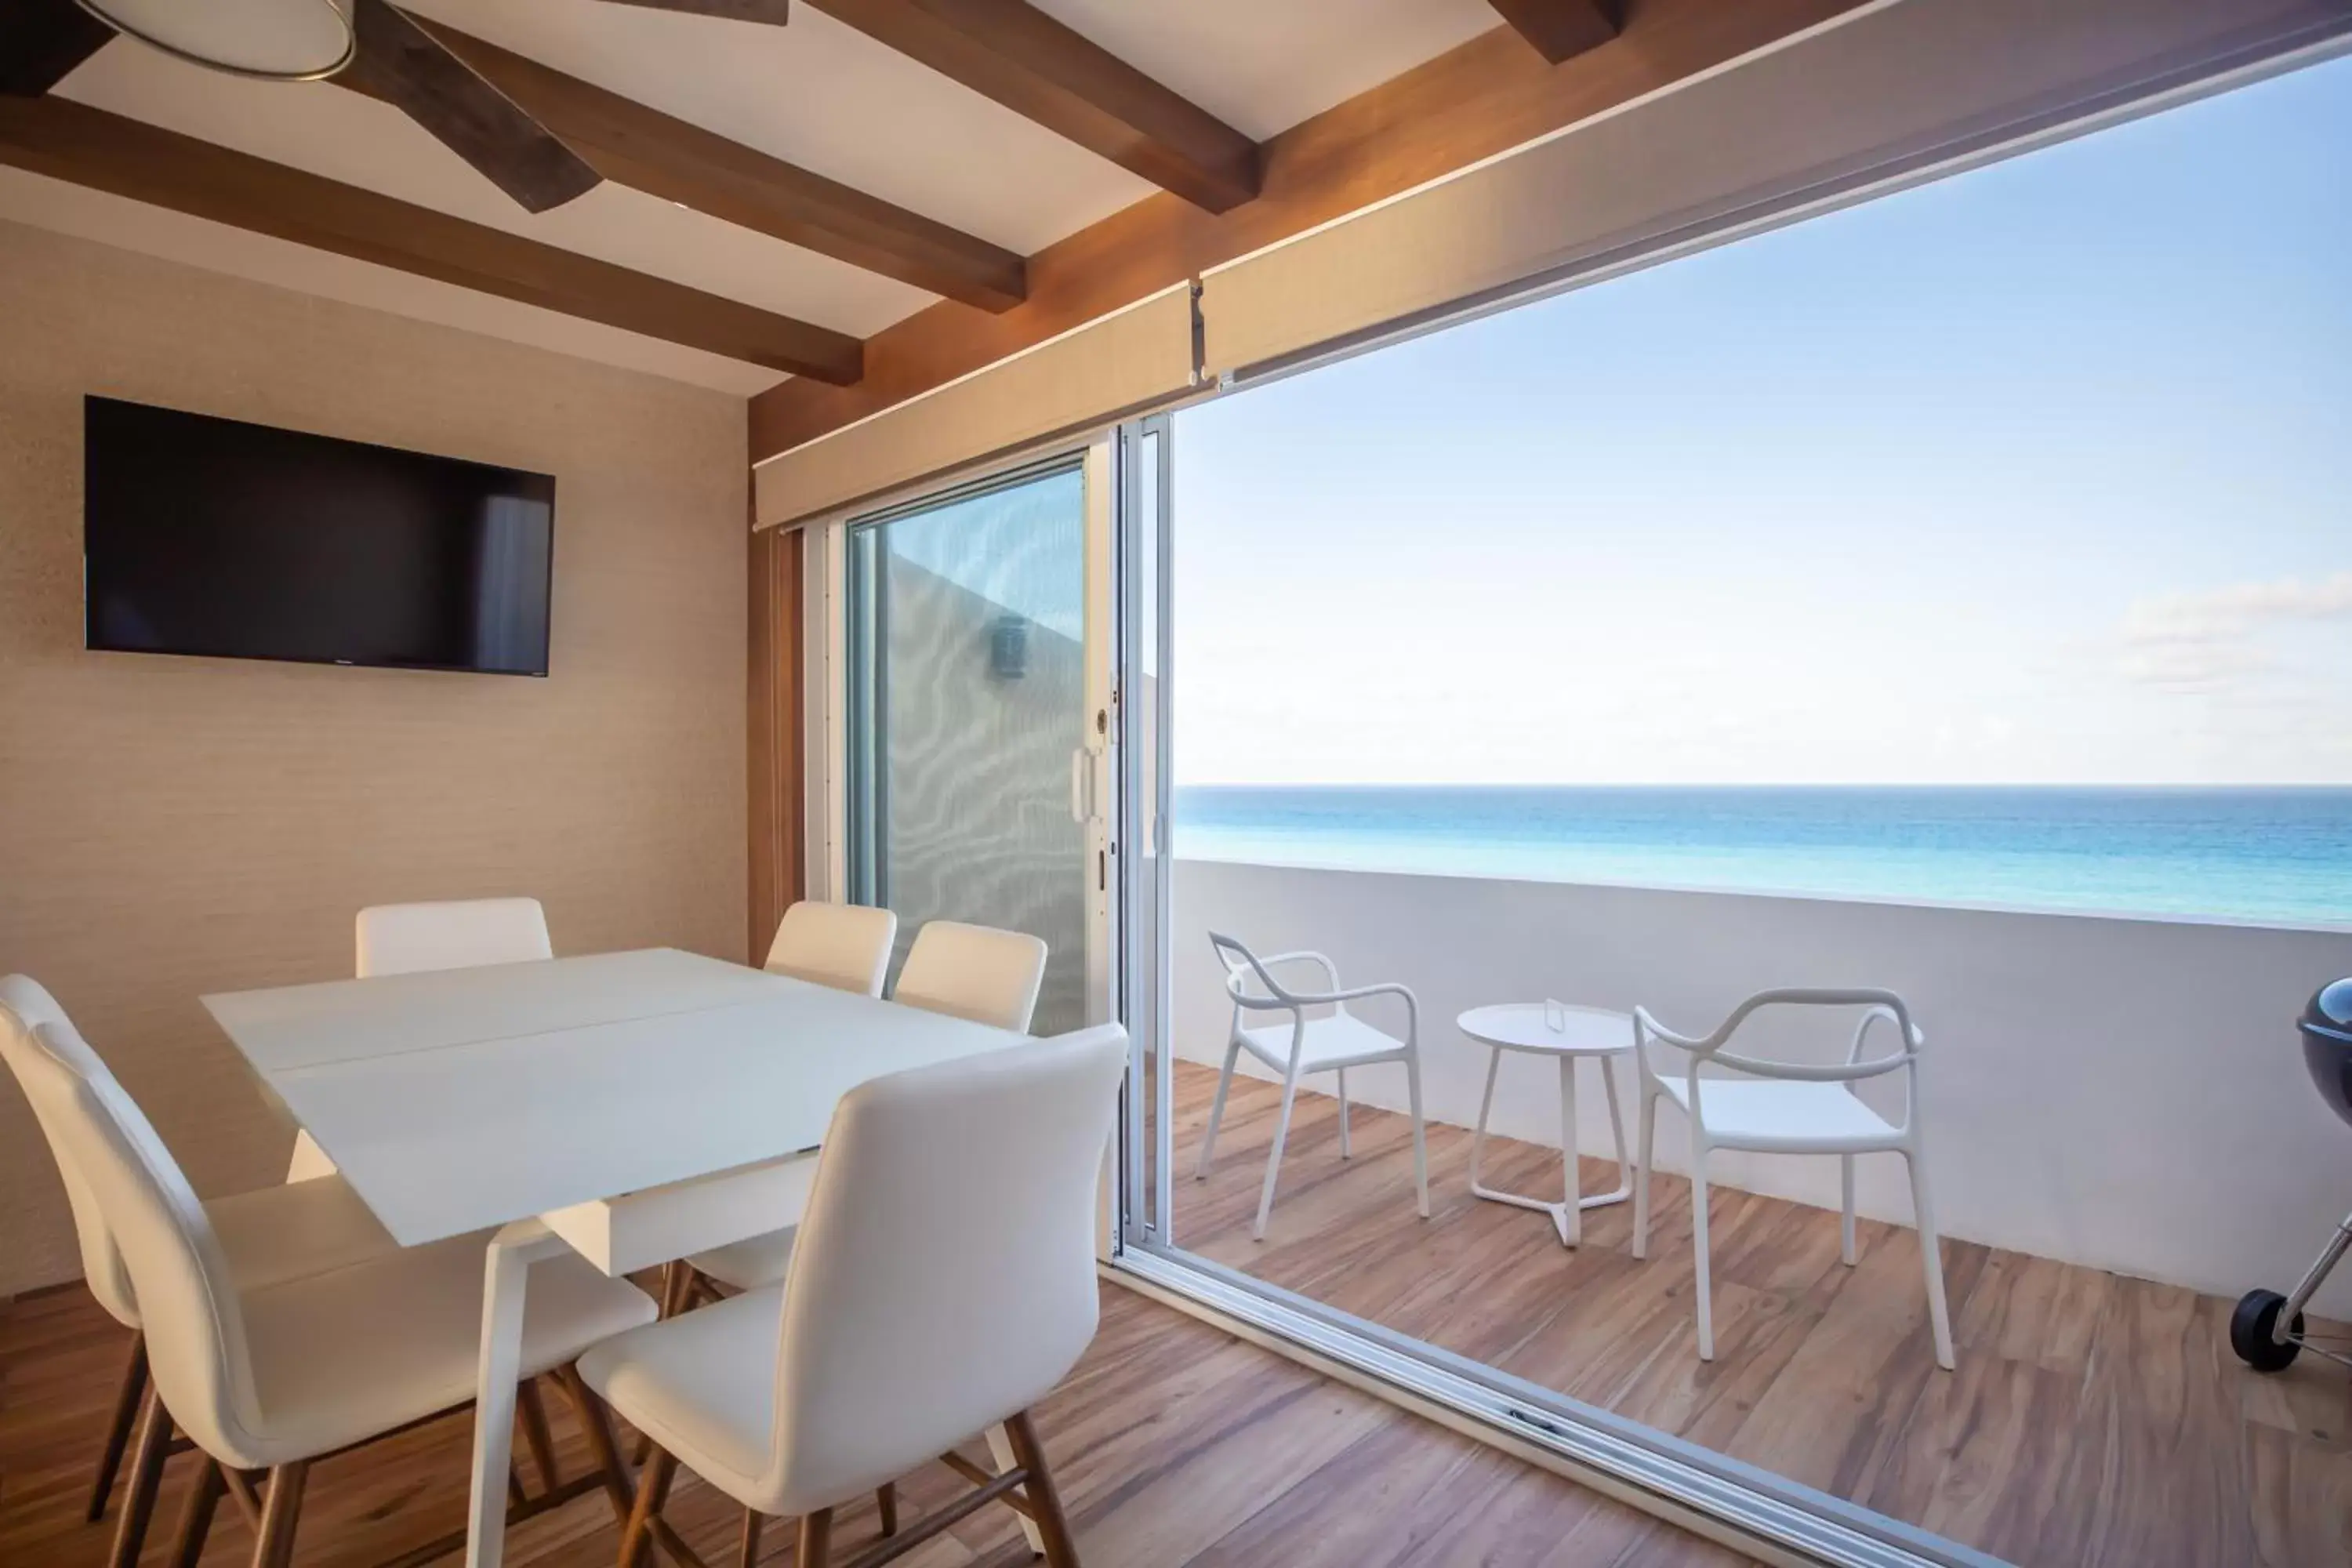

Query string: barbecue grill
[2230,978,2352,1373]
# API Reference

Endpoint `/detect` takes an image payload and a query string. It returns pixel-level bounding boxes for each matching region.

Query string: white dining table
[205,946,1032,1568]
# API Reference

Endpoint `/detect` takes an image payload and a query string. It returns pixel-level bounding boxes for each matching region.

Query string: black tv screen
[83,397,554,676]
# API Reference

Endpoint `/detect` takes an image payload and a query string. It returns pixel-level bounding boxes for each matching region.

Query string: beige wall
[0,220,749,1294]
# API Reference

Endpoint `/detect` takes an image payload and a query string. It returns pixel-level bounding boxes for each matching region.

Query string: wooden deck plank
[1171,1057,2352,1568]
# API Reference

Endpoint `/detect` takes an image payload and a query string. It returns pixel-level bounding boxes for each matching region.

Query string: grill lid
[2308,978,2352,1042]
[2303,978,2352,1131]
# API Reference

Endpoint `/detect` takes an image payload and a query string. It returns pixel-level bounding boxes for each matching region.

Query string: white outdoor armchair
[1196,932,1430,1240]
[1632,988,1953,1369]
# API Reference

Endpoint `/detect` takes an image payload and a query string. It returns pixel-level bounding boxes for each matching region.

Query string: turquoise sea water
[1174,786,2352,928]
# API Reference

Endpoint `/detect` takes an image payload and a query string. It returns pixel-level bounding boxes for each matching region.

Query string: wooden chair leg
[1003,1411,1080,1568]
[252,1461,310,1568]
[619,1443,677,1568]
[517,1375,563,1494]
[876,1480,898,1536]
[738,1507,763,1567]
[555,1363,637,1530]
[796,1508,833,1568]
[87,1331,147,1522]
[657,1259,693,1319]
[167,1459,227,1568]
[223,1467,266,1533]
[106,1385,172,1568]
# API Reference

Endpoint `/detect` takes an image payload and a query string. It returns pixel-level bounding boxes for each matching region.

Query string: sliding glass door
[1103,40,2352,1568]
[838,453,1112,1035]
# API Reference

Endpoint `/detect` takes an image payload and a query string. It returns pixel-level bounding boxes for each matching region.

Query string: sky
[1171,49,2352,787]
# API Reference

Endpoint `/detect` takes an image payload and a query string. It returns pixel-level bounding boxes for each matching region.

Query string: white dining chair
[287,896,557,1181]
[764,900,898,996]
[355,895,554,978]
[891,920,1049,1031]
[1632,988,1953,1370]
[682,902,905,1303]
[0,975,399,1543]
[580,1022,1127,1568]
[687,918,1049,1298]
[1195,932,1430,1241]
[8,1002,655,1568]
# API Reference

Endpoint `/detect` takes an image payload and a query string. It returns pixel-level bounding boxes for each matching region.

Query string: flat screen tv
[83,397,554,676]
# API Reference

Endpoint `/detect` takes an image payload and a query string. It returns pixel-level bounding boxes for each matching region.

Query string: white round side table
[1457,1003,1635,1247]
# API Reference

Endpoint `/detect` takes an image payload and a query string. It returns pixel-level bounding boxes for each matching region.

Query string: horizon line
[1174,780,2352,791]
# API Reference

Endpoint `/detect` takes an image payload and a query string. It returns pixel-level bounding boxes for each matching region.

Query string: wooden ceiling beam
[0,95,864,382]
[599,0,793,20]
[1487,1,1623,64]
[804,0,1261,213]
[750,0,1874,459]
[398,16,1027,312]
[0,0,113,97]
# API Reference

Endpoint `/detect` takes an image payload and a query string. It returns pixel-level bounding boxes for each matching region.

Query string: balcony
[1168,856,2352,1568]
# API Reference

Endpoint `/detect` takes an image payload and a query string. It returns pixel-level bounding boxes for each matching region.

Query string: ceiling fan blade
[594,1,792,24]
[343,0,600,213]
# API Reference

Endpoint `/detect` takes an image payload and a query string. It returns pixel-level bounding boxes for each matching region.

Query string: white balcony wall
[1171,857,2352,1317]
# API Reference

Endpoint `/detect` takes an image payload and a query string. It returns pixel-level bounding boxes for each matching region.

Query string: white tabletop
[1457,1003,1634,1057]
[207,947,787,1073]
[205,948,1024,1247]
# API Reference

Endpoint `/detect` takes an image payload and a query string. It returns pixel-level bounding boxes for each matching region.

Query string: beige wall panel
[0,220,747,1294]
[1202,0,2352,375]
[755,285,1192,528]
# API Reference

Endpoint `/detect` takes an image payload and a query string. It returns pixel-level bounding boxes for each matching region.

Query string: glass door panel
[843,457,1096,1034]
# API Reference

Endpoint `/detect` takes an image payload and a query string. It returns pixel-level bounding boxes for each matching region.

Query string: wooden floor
[1171,1060,2352,1568]
[0,1274,1751,1568]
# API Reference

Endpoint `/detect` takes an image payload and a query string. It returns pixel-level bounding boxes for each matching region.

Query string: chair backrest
[764,1023,1126,1515]
[355,897,552,978]
[307,897,551,1182]
[1207,931,1272,1000]
[0,976,140,1328]
[1635,988,1925,1087]
[891,921,1047,1033]
[764,901,898,996]
[1207,931,1334,1014]
[6,1007,269,1468]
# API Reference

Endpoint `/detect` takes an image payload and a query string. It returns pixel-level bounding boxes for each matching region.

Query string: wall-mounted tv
[83,397,555,677]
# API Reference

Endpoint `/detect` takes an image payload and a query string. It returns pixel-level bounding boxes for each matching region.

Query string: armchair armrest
[1633,1005,1706,1050]
[1225,949,1341,1008]
[1250,950,1340,985]
[1280,980,1414,1009]
[1709,1049,1916,1083]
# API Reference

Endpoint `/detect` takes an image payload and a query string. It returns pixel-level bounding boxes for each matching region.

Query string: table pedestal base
[1468,1047,1631,1247]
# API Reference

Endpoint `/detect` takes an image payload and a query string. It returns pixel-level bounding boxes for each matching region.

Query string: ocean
[1172,786,2352,929]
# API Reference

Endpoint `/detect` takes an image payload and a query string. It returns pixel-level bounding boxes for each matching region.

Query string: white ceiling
[13,0,1504,396]
[1030,0,1496,142]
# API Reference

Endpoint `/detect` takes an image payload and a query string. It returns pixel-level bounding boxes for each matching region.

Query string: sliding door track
[1105,1247,2006,1568]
